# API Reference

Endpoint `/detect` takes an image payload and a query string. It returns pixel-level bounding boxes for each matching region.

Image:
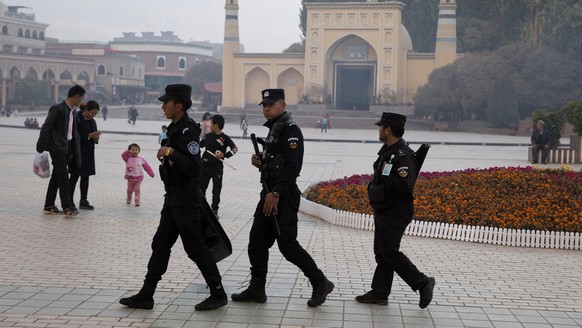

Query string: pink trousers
[127,180,142,205]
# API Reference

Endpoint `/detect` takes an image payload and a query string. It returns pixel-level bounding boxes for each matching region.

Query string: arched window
[157,56,166,69]
[178,57,186,70]
[39,31,44,40]
[97,64,106,76]
[1,25,8,35]
[17,28,23,37]
[119,66,124,76]
[32,30,38,39]
[25,29,30,38]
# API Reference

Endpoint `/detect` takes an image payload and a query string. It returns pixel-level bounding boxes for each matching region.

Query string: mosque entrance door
[335,65,374,111]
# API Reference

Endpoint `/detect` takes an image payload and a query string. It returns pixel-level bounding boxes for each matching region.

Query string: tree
[486,77,519,127]
[283,41,305,53]
[414,67,460,118]
[561,99,582,135]
[415,42,582,124]
[183,61,222,100]
[400,0,439,52]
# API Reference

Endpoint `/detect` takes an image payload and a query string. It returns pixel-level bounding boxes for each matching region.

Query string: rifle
[415,144,430,176]
[251,133,281,236]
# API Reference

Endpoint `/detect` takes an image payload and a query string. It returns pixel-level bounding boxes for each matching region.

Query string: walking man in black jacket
[36,85,85,217]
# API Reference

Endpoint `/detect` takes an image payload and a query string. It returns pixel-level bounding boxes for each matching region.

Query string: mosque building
[221,0,457,111]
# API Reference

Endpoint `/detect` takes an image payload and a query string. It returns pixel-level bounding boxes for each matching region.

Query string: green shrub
[561,98,582,135]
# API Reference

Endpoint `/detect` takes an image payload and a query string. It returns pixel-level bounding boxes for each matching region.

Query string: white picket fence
[300,198,581,250]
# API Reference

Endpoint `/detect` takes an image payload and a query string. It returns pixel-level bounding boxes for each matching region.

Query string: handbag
[33,152,51,178]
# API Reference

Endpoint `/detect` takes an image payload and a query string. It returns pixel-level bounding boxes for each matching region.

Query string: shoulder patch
[182,127,190,134]
[288,136,299,150]
[398,166,409,178]
[187,141,200,155]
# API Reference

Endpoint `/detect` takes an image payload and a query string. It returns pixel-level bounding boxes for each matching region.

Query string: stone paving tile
[1,124,581,327]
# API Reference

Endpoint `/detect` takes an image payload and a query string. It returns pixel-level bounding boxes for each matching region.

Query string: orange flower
[306,167,582,232]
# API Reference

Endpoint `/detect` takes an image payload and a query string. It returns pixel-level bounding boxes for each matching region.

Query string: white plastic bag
[33,152,51,178]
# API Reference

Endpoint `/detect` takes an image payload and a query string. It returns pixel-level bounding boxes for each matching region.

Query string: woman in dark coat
[69,101,101,210]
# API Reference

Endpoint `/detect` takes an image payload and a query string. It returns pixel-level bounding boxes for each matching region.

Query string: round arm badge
[187,141,200,155]
[397,166,409,178]
[288,137,299,150]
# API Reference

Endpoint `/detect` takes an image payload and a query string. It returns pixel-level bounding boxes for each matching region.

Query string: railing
[528,135,581,164]
[300,198,581,250]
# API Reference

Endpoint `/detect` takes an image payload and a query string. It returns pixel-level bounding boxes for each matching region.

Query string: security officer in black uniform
[231,89,334,307]
[356,112,436,309]
[119,84,227,311]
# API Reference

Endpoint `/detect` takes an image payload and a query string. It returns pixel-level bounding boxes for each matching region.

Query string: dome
[400,24,413,51]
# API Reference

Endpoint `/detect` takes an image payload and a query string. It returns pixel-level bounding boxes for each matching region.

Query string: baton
[205,150,237,170]
[251,133,281,236]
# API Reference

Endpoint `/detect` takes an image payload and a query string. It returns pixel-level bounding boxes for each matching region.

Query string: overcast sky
[9,0,303,53]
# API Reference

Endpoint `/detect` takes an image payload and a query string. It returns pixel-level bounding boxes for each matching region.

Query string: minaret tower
[434,0,457,68]
[222,0,240,109]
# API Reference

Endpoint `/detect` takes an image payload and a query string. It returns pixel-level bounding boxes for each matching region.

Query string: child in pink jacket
[122,143,155,206]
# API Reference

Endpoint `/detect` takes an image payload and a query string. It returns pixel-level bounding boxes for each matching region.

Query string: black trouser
[199,163,223,212]
[145,194,222,289]
[69,170,89,203]
[45,150,74,210]
[371,202,428,296]
[247,189,323,282]
[532,144,549,163]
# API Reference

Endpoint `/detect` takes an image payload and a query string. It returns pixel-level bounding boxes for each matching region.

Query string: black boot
[231,277,267,303]
[356,290,388,305]
[307,275,334,307]
[119,280,156,310]
[419,277,436,309]
[195,284,228,311]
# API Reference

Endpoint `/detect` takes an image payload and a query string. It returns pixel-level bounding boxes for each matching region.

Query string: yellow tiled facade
[222,0,457,110]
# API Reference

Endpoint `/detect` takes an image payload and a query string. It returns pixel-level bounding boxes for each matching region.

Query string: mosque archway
[244,67,270,108]
[277,68,304,106]
[324,34,378,110]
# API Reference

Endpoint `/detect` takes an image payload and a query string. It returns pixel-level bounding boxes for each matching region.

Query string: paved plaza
[0,114,581,328]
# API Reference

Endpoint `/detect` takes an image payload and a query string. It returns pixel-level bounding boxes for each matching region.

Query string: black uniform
[367,139,430,297]
[199,132,238,212]
[248,112,324,282]
[146,113,222,290]
[530,128,550,164]
[69,110,98,204]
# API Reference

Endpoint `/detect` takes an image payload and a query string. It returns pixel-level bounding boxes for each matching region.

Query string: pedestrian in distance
[531,120,550,164]
[201,112,212,139]
[101,105,108,121]
[320,115,328,133]
[119,84,228,311]
[241,119,248,139]
[36,85,85,218]
[128,106,138,125]
[158,125,168,145]
[199,114,238,217]
[231,88,334,307]
[121,143,155,206]
[69,101,101,210]
[240,111,246,129]
[357,112,435,309]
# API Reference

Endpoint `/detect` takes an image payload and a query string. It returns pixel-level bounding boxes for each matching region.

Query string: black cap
[259,89,285,105]
[158,84,192,102]
[374,112,406,129]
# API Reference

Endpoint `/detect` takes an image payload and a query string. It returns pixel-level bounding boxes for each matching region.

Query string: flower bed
[304,167,582,233]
